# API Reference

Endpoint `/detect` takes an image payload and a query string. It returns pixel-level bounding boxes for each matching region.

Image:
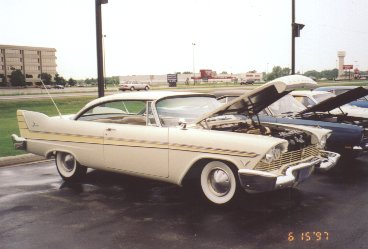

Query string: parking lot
[0,157,367,249]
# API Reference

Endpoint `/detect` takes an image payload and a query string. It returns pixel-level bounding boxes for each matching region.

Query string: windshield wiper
[280,111,295,114]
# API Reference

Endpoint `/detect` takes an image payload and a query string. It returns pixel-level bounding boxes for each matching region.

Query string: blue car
[214,89,368,157]
[314,86,368,108]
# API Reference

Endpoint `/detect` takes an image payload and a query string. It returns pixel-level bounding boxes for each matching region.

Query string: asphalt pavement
[0,157,367,249]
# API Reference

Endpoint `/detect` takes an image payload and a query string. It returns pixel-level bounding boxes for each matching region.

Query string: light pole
[354,60,359,69]
[192,43,196,85]
[291,0,304,75]
[103,34,107,89]
[95,0,108,97]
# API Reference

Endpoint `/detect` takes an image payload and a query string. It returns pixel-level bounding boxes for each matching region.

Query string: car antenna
[40,79,62,118]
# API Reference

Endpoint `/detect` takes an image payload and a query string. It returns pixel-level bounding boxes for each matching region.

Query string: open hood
[299,86,368,115]
[196,75,317,125]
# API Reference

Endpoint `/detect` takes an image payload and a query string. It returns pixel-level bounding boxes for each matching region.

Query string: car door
[102,100,169,177]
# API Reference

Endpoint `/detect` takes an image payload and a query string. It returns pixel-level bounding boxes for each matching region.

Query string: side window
[77,100,147,126]
[217,96,228,104]
[294,96,315,107]
[334,89,348,95]
[258,109,268,115]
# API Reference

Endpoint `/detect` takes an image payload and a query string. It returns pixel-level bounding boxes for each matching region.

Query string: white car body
[12,75,340,204]
[291,90,368,119]
[118,80,150,91]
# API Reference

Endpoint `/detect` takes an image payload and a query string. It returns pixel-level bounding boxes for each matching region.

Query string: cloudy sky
[2,0,367,79]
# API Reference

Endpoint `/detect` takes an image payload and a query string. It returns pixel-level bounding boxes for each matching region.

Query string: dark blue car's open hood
[299,87,368,114]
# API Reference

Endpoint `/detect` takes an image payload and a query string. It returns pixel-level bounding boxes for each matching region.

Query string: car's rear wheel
[200,161,238,205]
[144,86,149,91]
[130,86,135,91]
[55,152,87,181]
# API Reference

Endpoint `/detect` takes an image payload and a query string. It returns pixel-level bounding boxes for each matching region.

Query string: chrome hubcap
[208,168,231,196]
[61,153,75,172]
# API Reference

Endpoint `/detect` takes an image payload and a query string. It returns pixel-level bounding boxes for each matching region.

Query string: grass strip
[0,96,94,157]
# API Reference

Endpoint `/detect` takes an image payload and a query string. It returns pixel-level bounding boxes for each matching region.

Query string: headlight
[262,145,282,163]
[317,135,328,149]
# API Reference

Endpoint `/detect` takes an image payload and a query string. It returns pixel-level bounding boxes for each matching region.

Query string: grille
[254,145,320,172]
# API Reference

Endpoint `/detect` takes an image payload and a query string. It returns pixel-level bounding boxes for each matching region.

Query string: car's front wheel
[200,161,238,205]
[144,86,149,91]
[130,86,135,91]
[55,152,87,181]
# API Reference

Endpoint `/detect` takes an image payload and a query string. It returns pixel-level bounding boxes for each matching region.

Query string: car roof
[291,90,332,97]
[81,91,213,111]
[315,86,366,90]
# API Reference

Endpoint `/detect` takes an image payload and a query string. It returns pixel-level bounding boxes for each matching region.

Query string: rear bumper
[11,134,27,150]
[238,157,321,192]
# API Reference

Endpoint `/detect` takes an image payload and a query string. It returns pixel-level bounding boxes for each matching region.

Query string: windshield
[268,94,306,115]
[156,96,221,126]
[314,92,335,103]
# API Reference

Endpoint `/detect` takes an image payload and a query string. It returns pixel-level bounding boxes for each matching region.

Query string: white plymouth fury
[12,75,340,204]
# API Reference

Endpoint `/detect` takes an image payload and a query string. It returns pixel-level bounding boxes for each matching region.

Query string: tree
[40,73,52,85]
[265,66,291,81]
[320,69,338,80]
[182,71,192,74]
[10,70,26,87]
[221,71,228,74]
[304,70,321,79]
[54,73,66,85]
[68,78,77,86]
[105,76,119,85]
[0,74,5,86]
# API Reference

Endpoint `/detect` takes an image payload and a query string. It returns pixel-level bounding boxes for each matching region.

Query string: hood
[196,75,317,125]
[299,86,368,115]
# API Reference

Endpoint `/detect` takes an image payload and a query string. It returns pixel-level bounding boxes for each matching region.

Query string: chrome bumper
[238,157,321,192]
[11,134,27,150]
[317,150,340,171]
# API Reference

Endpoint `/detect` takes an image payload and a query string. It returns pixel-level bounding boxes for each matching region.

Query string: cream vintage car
[12,75,340,205]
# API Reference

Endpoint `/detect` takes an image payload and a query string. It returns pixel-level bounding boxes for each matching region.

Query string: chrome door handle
[106,128,116,131]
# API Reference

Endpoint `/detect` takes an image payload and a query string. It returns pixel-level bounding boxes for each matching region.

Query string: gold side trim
[20,130,258,158]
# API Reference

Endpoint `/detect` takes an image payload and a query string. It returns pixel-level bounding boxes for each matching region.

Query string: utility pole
[291,0,304,75]
[192,43,196,85]
[95,0,108,97]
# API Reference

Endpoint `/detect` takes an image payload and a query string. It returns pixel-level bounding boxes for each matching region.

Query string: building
[337,51,346,79]
[0,44,57,86]
[119,70,263,86]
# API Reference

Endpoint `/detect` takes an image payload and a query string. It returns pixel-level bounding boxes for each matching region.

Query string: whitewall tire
[55,152,87,181]
[200,161,238,205]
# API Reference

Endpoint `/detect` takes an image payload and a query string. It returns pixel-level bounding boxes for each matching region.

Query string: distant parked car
[240,79,255,85]
[40,85,52,89]
[119,80,150,91]
[54,85,64,89]
[313,86,368,108]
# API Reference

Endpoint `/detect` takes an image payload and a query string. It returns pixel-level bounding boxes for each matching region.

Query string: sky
[2,0,368,79]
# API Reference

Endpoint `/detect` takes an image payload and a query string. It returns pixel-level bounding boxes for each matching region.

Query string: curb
[0,153,48,167]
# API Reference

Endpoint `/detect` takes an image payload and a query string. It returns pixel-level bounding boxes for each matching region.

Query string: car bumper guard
[11,134,27,150]
[317,150,340,171]
[238,157,321,192]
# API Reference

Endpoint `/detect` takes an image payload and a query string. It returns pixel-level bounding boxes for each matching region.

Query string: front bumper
[238,157,321,192]
[317,150,340,171]
[11,134,27,150]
